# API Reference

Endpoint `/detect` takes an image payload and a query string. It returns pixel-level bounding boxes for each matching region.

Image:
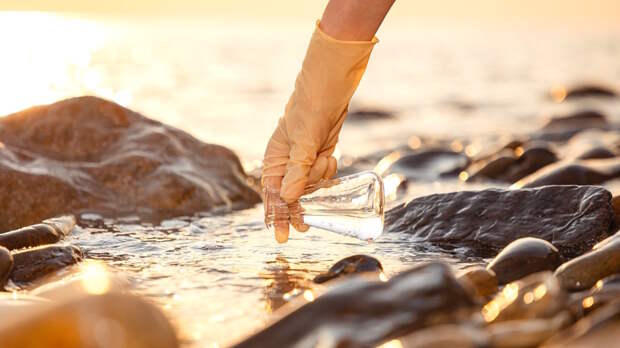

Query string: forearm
[320,0,395,41]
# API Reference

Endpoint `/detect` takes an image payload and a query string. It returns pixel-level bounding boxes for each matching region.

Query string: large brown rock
[0,96,260,231]
[385,185,614,257]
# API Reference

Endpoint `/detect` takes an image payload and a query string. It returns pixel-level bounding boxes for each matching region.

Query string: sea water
[302,214,383,241]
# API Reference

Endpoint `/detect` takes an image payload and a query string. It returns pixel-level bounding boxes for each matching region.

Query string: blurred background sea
[1,4,619,347]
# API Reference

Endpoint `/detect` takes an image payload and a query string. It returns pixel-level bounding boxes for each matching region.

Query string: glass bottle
[266,171,384,241]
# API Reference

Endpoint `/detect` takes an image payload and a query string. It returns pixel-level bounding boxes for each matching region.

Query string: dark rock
[386,185,613,257]
[533,110,611,142]
[10,245,83,284]
[554,234,620,291]
[568,274,620,317]
[577,147,617,160]
[518,158,620,188]
[0,96,261,231]
[467,145,558,183]
[347,107,396,122]
[42,215,76,236]
[487,237,564,285]
[612,196,620,231]
[541,110,608,131]
[0,246,13,288]
[482,272,567,323]
[232,262,477,348]
[457,266,498,298]
[486,313,572,348]
[551,84,618,101]
[397,313,570,348]
[542,300,620,348]
[0,224,61,250]
[313,255,383,284]
[384,149,470,180]
[395,324,487,348]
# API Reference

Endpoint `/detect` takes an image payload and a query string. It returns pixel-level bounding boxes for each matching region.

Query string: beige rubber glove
[262,21,378,243]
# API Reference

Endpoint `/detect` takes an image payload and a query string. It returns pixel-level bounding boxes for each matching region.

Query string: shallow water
[69,203,484,346]
[1,12,620,347]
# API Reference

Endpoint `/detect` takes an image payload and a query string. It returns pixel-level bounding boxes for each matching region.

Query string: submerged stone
[487,237,563,285]
[10,245,83,284]
[385,185,613,257]
[0,246,13,289]
[233,262,476,348]
[313,255,383,284]
[554,234,620,291]
[0,96,260,231]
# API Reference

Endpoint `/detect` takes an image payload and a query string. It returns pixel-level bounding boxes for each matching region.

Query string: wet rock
[568,274,620,317]
[233,262,477,348]
[398,314,571,348]
[0,224,60,250]
[0,215,76,250]
[561,129,620,159]
[612,196,620,231]
[488,237,564,285]
[10,245,83,284]
[347,107,396,122]
[542,300,620,348]
[533,110,611,142]
[386,185,613,257]
[457,266,498,298]
[0,293,179,348]
[0,246,13,288]
[313,255,383,284]
[486,312,572,348]
[383,149,470,180]
[577,146,617,160]
[467,144,558,183]
[517,158,620,188]
[554,234,620,291]
[395,324,486,348]
[0,96,260,231]
[482,272,567,323]
[550,84,618,101]
[541,109,608,131]
[42,215,76,236]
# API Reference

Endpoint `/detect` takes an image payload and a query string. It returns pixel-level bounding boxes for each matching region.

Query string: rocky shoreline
[1,88,619,347]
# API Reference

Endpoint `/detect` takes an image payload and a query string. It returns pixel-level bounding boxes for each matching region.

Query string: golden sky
[2,0,620,28]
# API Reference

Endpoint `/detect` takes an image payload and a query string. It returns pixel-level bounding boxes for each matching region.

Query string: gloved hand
[262,21,377,243]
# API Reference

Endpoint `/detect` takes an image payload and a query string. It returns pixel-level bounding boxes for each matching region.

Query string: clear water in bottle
[266,171,385,241]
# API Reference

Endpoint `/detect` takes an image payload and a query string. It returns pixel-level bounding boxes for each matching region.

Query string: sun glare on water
[0,12,131,116]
